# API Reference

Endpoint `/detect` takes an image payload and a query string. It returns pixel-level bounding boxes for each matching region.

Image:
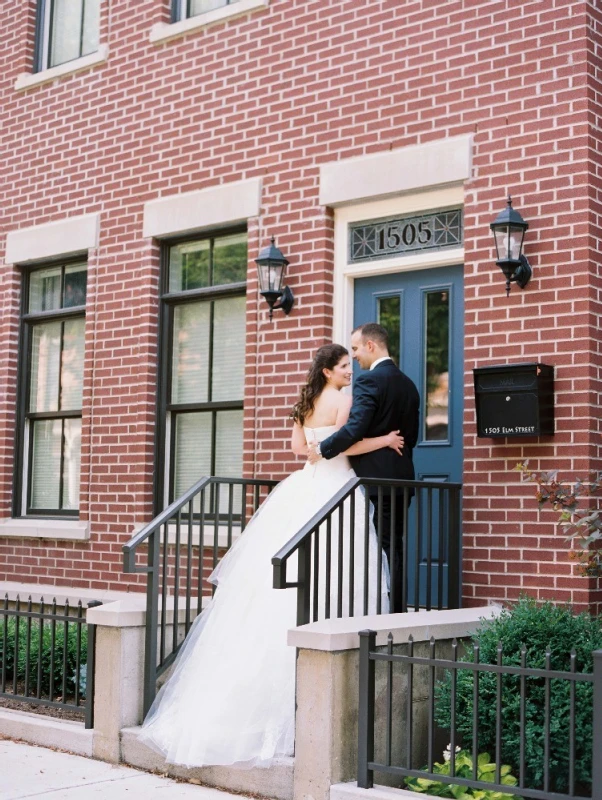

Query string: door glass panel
[377,295,401,366]
[211,296,246,401]
[30,322,62,412]
[60,317,85,410]
[172,303,210,403]
[31,419,62,509]
[424,290,450,441]
[173,412,212,498]
[169,240,210,293]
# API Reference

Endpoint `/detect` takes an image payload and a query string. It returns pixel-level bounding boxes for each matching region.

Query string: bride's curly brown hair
[291,344,349,425]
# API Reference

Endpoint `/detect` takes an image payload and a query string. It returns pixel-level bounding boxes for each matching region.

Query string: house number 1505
[377,221,432,250]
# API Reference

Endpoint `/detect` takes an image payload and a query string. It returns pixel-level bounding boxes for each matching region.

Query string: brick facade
[0,0,601,609]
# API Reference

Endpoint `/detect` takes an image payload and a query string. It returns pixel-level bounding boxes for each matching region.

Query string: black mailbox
[473,363,554,438]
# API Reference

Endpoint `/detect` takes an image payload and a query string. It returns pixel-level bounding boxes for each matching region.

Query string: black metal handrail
[358,630,602,800]
[272,477,462,626]
[0,595,101,728]
[123,476,278,714]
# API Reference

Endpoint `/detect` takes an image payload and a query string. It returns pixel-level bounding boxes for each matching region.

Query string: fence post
[592,649,602,800]
[447,486,461,609]
[358,629,376,789]
[85,600,102,730]
[296,537,311,626]
[143,528,160,715]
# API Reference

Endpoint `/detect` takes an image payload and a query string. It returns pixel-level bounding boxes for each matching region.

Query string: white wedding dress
[139,426,389,768]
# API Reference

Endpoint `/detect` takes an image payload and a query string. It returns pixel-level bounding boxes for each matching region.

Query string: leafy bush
[435,597,602,792]
[405,748,518,800]
[0,616,88,699]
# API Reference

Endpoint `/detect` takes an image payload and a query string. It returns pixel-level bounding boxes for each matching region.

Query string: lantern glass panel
[258,261,284,293]
[508,225,525,260]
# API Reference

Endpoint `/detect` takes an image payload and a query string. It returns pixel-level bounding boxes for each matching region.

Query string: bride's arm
[291,422,309,457]
[334,396,404,456]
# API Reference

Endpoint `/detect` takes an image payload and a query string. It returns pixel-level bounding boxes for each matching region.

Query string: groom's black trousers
[370,491,408,614]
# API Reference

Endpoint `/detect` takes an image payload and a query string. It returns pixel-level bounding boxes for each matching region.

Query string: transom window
[159,232,247,506]
[16,262,87,516]
[35,0,100,72]
[171,0,240,21]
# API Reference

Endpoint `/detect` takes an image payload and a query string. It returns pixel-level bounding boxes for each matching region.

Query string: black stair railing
[123,476,277,714]
[272,478,462,626]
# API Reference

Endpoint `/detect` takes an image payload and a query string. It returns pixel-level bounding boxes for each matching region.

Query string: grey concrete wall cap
[331,781,420,799]
[288,606,500,652]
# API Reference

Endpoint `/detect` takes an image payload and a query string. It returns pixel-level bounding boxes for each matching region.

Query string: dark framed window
[171,0,240,22]
[157,231,247,509]
[35,0,100,72]
[14,262,87,517]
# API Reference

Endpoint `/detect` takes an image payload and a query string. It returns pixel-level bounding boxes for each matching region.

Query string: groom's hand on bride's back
[386,430,404,455]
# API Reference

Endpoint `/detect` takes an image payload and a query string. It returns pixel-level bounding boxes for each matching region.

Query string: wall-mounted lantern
[489,196,532,296]
[255,236,294,321]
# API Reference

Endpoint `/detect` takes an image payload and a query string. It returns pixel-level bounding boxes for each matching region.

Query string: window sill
[149,0,269,45]
[14,45,109,92]
[0,518,90,541]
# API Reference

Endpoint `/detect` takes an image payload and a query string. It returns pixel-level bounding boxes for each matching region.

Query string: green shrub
[435,597,602,792]
[0,616,88,699]
[405,749,519,800]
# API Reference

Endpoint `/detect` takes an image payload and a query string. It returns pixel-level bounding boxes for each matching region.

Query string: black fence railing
[123,476,277,714]
[358,630,602,800]
[0,595,101,729]
[272,478,462,626]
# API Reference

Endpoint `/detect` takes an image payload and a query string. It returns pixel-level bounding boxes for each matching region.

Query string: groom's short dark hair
[353,323,389,349]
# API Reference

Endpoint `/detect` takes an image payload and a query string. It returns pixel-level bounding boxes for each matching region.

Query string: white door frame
[332,185,465,346]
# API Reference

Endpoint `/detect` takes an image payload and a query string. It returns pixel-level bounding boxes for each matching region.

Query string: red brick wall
[0,0,600,605]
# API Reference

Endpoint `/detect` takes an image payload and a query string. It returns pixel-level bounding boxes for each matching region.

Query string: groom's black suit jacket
[319,359,420,490]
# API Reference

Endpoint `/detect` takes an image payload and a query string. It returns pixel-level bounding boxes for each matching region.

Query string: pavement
[0,739,255,799]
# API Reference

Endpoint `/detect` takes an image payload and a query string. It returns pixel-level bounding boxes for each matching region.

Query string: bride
[138,343,403,769]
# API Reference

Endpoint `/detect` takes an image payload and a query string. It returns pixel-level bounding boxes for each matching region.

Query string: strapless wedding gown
[138,426,389,768]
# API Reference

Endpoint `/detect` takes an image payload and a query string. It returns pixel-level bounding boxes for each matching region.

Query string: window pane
[174,413,212,498]
[215,410,243,512]
[62,417,82,510]
[211,296,246,401]
[213,232,247,286]
[424,291,450,442]
[50,0,85,67]
[377,295,401,366]
[172,303,210,404]
[29,267,62,313]
[30,419,62,509]
[63,264,87,307]
[169,240,210,293]
[30,322,62,413]
[81,0,100,56]
[60,317,85,410]
[189,0,230,17]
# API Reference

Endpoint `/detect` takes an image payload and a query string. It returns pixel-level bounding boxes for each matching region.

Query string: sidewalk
[0,739,256,799]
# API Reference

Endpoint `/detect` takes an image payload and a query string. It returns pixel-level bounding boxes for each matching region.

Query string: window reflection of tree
[425,291,449,441]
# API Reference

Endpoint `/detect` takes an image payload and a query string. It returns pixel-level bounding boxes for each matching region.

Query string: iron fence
[0,595,101,728]
[272,478,462,625]
[358,630,602,800]
[123,476,277,714]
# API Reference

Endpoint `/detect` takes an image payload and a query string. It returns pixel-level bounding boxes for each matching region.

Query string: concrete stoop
[0,707,94,756]
[330,783,418,799]
[121,725,294,800]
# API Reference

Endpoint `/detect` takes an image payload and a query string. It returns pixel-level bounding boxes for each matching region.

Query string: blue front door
[354,265,464,605]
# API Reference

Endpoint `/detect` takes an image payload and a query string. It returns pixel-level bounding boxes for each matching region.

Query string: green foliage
[515,462,602,577]
[0,616,88,699]
[405,749,519,800]
[435,597,602,792]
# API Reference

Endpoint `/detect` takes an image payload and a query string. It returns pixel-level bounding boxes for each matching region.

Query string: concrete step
[330,782,416,799]
[121,725,294,800]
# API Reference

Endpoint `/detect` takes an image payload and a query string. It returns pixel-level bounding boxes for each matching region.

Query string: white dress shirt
[370,356,392,370]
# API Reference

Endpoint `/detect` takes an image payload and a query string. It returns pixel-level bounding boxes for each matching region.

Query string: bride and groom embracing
[139,323,420,769]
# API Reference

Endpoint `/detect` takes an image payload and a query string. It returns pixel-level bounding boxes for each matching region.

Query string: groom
[308,323,420,613]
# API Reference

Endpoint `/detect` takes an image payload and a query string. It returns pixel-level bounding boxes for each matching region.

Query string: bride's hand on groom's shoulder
[386,430,404,455]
